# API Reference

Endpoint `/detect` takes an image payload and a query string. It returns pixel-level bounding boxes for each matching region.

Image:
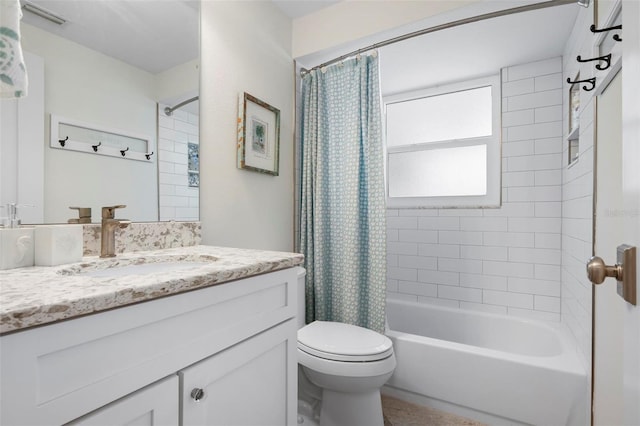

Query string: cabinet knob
[190,387,206,402]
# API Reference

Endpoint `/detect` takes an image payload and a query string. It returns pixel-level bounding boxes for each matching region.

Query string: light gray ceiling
[272,0,339,18]
[20,0,329,74]
[21,0,579,98]
[20,0,199,75]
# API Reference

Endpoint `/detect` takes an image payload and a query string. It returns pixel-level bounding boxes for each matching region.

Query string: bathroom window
[384,75,501,208]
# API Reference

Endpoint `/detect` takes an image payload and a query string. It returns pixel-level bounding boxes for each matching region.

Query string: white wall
[155,59,199,104]
[21,24,158,223]
[561,4,596,373]
[292,0,477,59]
[386,57,564,320]
[200,1,294,251]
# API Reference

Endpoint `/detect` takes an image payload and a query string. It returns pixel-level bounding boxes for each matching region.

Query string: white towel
[0,0,28,98]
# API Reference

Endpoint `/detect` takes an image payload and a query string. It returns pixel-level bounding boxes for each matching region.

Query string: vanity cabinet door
[68,376,179,426]
[180,320,297,426]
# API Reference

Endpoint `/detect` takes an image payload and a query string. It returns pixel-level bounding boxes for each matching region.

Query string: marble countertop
[0,245,304,335]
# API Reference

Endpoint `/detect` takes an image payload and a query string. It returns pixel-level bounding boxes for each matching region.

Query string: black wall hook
[92,141,102,152]
[58,136,68,147]
[145,151,154,160]
[567,77,596,91]
[590,24,622,41]
[590,24,622,33]
[120,147,129,157]
[577,54,612,71]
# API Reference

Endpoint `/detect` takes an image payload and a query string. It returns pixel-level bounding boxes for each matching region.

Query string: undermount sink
[57,254,218,278]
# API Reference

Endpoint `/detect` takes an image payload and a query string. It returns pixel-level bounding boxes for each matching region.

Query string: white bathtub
[384,299,587,426]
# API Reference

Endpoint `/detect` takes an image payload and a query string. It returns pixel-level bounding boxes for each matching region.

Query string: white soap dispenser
[0,203,35,270]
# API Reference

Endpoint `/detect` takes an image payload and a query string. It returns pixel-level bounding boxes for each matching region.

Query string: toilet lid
[298,321,393,362]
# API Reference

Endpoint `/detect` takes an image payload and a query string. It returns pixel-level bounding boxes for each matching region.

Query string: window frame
[383,75,502,208]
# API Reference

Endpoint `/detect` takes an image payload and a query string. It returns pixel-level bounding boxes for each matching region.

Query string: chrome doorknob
[586,256,623,284]
[190,388,206,402]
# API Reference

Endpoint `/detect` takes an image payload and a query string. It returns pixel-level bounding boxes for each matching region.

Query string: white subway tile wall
[158,105,200,221]
[386,57,563,321]
[561,36,595,367]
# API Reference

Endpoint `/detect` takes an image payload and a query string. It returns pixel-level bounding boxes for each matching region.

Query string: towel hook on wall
[120,147,129,157]
[92,142,101,152]
[576,54,612,71]
[590,24,622,41]
[58,136,68,147]
[566,77,596,92]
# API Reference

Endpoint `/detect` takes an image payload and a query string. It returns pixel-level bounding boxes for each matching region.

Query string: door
[180,320,297,426]
[592,1,640,425]
[594,70,623,425]
[68,376,179,426]
[619,2,640,423]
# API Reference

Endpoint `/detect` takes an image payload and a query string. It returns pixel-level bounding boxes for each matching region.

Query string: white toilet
[296,269,396,426]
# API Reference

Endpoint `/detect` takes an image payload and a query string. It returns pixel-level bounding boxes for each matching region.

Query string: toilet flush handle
[190,387,206,402]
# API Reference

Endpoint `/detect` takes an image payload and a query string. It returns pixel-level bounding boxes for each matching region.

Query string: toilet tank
[295,267,306,329]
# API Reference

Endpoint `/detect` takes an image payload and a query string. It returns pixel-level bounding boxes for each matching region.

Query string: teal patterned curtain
[0,0,28,98]
[300,54,386,333]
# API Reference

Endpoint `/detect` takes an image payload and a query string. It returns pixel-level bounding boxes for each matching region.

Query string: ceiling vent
[21,1,66,25]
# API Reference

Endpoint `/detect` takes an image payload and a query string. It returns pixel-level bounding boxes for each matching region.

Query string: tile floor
[382,395,486,426]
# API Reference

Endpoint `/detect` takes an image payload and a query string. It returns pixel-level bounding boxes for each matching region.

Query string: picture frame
[237,92,280,176]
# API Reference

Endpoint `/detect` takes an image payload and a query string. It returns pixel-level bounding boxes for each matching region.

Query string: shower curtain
[0,0,28,98]
[300,54,386,334]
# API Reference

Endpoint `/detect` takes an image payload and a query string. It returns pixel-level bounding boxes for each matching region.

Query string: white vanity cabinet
[0,267,299,426]
[181,321,295,426]
[69,376,180,426]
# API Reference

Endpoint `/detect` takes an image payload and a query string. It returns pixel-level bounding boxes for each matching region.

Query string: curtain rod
[164,96,199,116]
[299,0,576,76]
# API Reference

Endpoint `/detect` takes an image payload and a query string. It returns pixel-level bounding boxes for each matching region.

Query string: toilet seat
[298,321,393,362]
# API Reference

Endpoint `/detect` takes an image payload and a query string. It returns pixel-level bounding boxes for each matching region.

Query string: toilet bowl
[298,321,396,426]
[296,268,396,426]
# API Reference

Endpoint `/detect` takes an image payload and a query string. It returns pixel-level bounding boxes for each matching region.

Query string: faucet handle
[69,207,92,223]
[101,205,126,219]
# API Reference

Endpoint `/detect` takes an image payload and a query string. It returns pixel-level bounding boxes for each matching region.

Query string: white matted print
[237,93,280,175]
[251,116,268,157]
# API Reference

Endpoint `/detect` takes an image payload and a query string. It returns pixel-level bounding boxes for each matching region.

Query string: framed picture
[237,92,280,176]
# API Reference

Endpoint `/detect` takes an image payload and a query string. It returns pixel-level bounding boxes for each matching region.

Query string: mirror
[13,0,199,224]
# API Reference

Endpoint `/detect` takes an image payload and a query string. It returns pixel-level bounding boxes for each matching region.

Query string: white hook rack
[50,115,154,162]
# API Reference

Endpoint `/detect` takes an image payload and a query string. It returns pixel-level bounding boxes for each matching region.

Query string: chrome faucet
[100,205,131,258]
